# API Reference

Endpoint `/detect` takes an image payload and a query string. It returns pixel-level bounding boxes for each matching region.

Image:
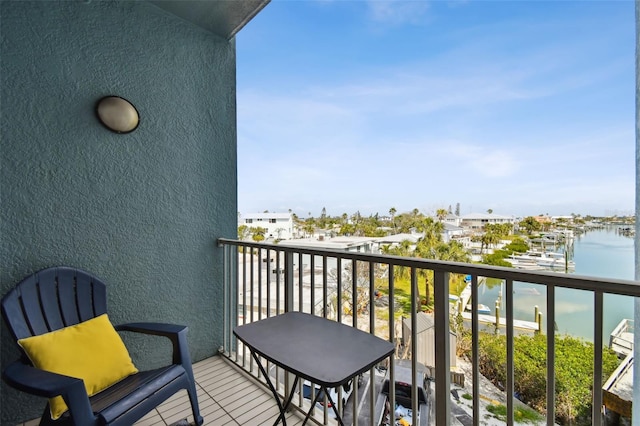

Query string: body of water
[476,226,635,341]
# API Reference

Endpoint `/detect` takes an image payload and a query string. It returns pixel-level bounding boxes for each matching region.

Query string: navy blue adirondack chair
[1,266,204,426]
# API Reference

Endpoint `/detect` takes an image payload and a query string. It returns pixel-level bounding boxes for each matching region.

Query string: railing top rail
[218,238,640,297]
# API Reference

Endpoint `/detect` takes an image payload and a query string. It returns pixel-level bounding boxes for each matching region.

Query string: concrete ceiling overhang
[150,0,270,40]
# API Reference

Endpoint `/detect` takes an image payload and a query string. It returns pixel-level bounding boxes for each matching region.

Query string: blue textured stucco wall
[0,1,237,423]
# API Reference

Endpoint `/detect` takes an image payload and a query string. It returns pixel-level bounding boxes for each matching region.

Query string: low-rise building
[459,213,517,231]
[239,212,294,240]
[279,236,376,253]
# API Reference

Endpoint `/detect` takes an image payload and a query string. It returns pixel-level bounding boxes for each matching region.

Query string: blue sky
[236,0,635,219]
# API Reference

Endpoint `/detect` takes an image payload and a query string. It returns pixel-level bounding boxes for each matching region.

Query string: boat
[519,287,541,296]
[505,250,575,271]
[466,303,491,315]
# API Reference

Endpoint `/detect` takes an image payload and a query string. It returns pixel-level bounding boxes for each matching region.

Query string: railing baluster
[322,255,328,318]
[233,244,240,362]
[506,278,514,425]
[337,257,342,323]
[266,250,272,318]
[593,290,604,426]
[242,246,247,326]
[252,249,260,379]
[472,274,480,426]
[296,251,304,409]
[352,260,358,329]
[269,250,282,315]
[257,249,262,321]
[242,246,247,368]
[547,284,556,425]
[285,251,294,313]
[222,243,230,356]
[264,249,275,392]
[388,263,396,426]
[310,254,315,315]
[298,252,303,313]
[434,269,451,426]
[369,261,376,426]
[370,261,375,333]
[411,267,419,423]
[250,249,255,324]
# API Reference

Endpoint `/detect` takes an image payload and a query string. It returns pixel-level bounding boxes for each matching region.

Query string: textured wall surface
[0,1,237,422]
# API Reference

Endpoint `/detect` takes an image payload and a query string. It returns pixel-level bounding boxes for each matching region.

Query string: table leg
[249,350,299,426]
[301,388,345,426]
[248,351,347,426]
[326,391,345,426]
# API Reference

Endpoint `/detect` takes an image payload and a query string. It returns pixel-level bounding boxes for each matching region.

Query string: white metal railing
[218,238,640,426]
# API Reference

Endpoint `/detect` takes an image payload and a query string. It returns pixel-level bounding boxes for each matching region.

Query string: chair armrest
[116,322,191,368]
[3,360,79,397]
[3,361,95,423]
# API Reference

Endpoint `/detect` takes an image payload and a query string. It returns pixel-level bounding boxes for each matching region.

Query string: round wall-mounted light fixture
[95,96,139,133]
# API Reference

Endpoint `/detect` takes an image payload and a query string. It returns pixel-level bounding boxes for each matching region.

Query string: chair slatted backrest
[2,267,108,344]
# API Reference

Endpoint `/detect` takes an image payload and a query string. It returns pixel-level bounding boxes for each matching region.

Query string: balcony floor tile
[16,355,311,426]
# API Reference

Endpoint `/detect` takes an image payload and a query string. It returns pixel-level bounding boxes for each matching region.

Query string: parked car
[374,359,431,426]
[302,377,357,419]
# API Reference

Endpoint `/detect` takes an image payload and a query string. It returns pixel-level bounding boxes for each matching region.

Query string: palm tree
[435,241,470,263]
[436,208,448,222]
[251,226,266,242]
[417,217,444,248]
[381,240,413,281]
[303,222,315,238]
[413,218,445,308]
[389,207,397,232]
[237,224,250,241]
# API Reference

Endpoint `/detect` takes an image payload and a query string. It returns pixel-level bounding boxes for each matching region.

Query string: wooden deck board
[16,355,320,426]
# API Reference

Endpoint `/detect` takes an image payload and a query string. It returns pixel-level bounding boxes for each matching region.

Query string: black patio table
[233,311,395,426]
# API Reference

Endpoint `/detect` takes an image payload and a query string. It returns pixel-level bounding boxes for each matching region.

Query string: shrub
[487,403,543,423]
[475,332,619,425]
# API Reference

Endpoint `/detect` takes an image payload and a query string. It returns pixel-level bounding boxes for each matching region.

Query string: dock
[459,311,540,332]
[602,318,635,420]
[603,353,633,419]
[453,278,540,333]
[609,318,634,358]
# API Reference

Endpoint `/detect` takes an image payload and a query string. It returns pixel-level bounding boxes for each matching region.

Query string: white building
[279,236,376,253]
[239,212,294,240]
[443,213,461,227]
[373,233,422,253]
[443,223,470,246]
[459,213,517,231]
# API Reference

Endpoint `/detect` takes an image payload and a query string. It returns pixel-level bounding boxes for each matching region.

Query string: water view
[476,226,635,341]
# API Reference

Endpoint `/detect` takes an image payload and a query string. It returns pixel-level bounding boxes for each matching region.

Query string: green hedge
[475,332,619,425]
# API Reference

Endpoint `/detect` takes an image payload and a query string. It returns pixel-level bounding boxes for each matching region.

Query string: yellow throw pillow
[18,314,138,420]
